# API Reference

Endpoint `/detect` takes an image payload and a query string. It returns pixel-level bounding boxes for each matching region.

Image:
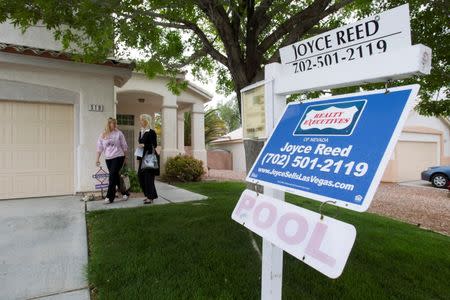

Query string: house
[209,128,245,172]
[210,110,450,183]
[382,110,450,182]
[0,22,211,199]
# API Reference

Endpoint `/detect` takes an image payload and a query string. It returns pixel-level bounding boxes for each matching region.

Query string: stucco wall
[210,141,246,172]
[207,149,232,170]
[0,58,117,192]
[405,110,450,157]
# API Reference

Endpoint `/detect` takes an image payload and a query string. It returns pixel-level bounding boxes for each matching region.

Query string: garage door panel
[0,175,13,198]
[12,102,44,121]
[396,141,438,182]
[45,125,73,145]
[46,174,74,194]
[0,101,74,199]
[0,123,12,145]
[13,174,45,195]
[13,126,44,145]
[46,104,74,121]
[45,151,73,171]
[12,149,44,172]
[0,150,13,170]
[0,101,13,120]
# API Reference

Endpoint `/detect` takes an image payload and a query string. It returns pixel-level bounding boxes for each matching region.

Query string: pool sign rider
[92,166,109,198]
[231,4,431,300]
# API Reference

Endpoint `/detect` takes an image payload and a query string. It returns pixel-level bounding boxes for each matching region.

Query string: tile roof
[0,42,134,69]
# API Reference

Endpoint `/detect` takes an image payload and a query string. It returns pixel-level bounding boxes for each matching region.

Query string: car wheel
[431,173,448,188]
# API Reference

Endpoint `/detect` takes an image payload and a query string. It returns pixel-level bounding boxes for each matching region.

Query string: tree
[1,0,447,116]
[215,97,241,132]
[184,109,227,146]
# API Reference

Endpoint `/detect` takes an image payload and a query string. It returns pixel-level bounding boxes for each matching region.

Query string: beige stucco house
[211,111,450,183]
[0,22,211,199]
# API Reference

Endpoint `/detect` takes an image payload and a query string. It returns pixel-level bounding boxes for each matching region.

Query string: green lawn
[87,181,450,300]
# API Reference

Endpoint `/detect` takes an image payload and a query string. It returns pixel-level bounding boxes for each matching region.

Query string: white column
[177,111,185,154]
[261,63,286,300]
[160,95,178,172]
[190,103,207,168]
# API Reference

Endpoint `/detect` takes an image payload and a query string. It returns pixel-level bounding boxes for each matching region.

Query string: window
[117,114,134,126]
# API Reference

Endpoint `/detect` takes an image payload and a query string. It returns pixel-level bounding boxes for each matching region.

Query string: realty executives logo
[293,99,367,136]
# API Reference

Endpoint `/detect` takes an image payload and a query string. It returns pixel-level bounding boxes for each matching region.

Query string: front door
[117,114,135,170]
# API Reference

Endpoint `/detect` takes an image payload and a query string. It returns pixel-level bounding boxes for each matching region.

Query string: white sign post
[236,4,432,300]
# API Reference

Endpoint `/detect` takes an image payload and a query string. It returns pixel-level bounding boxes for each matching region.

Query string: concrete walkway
[0,196,89,300]
[0,182,206,300]
[87,181,207,212]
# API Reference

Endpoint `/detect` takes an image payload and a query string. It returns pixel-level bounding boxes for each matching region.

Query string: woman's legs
[145,173,158,200]
[105,157,124,202]
[138,161,146,197]
[139,170,158,201]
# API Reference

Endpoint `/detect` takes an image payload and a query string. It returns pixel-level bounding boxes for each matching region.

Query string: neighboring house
[210,111,450,182]
[209,128,245,172]
[382,110,450,182]
[0,22,211,199]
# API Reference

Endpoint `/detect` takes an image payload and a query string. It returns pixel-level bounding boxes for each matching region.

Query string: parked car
[421,165,450,188]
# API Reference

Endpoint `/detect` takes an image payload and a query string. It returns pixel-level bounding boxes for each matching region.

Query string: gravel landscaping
[370,183,449,235]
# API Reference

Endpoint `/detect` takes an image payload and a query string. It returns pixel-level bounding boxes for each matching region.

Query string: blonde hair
[102,117,117,138]
[140,114,153,129]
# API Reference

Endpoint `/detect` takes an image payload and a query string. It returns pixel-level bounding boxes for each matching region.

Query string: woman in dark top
[137,114,159,204]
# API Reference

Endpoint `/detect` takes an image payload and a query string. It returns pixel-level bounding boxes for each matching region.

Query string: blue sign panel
[247,85,419,212]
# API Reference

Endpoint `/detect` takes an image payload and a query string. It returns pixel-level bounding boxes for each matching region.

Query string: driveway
[0,196,89,300]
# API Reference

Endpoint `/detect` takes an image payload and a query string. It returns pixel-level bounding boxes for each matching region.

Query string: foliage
[153,113,162,145]
[87,181,450,299]
[120,166,141,192]
[215,97,241,132]
[163,155,205,182]
[184,108,227,146]
[1,0,448,116]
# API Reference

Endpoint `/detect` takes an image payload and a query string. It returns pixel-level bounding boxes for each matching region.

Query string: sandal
[143,199,153,205]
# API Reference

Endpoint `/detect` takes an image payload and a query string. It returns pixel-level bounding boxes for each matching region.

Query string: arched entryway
[116,73,211,172]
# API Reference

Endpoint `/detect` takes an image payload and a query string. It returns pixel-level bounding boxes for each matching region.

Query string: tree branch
[251,0,292,36]
[196,0,247,83]
[119,10,228,67]
[168,47,208,69]
[265,0,356,63]
[258,0,332,53]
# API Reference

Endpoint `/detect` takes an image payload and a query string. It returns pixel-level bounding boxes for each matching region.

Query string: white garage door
[396,141,439,182]
[0,101,74,199]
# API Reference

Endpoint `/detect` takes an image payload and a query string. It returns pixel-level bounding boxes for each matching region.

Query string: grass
[87,181,450,300]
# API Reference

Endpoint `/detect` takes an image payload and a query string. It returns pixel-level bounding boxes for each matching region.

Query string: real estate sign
[232,189,356,278]
[246,85,420,212]
[279,4,411,76]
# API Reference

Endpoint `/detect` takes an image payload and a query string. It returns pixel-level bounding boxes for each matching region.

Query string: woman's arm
[149,130,157,149]
[118,131,128,161]
[95,152,101,166]
[96,135,103,166]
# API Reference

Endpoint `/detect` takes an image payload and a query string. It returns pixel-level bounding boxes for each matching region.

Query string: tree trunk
[244,139,265,192]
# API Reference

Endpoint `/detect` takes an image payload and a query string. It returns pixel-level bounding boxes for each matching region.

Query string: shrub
[121,166,142,192]
[163,155,205,182]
